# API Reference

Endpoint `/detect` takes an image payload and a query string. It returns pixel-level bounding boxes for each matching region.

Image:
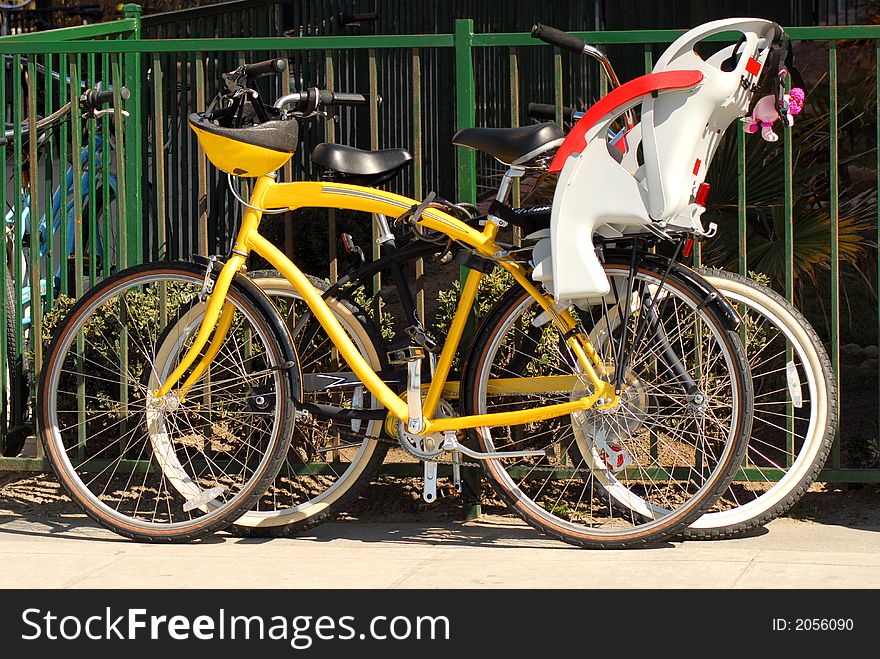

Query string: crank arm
[423,460,438,502]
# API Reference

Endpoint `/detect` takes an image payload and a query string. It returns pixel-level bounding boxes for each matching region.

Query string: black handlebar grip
[80,86,129,110]
[315,90,373,107]
[340,11,379,25]
[527,102,575,122]
[330,92,370,106]
[243,58,287,79]
[530,23,586,54]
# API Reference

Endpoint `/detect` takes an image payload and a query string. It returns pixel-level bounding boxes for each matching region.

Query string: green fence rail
[1,6,879,488]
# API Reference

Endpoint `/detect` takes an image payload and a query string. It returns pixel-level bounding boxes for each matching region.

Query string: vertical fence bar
[69,55,87,453]
[181,50,192,259]
[12,57,23,392]
[829,40,841,469]
[87,52,97,287]
[454,20,476,205]
[43,52,54,311]
[412,47,425,322]
[877,40,880,444]
[123,3,143,265]
[58,55,69,296]
[195,54,208,257]
[26,58,41,375]
[553,48,563,127]
[783,69,795,464]
[369,49,381,315]
[509,46,521,247]
[151,54,167,260]
[454,18,480,519]
[101,51,111,278]
[281,54,293,258]
[168,50,181,259]
[111,56,127,272]
[325,51,338,284]
[112,53,130,453]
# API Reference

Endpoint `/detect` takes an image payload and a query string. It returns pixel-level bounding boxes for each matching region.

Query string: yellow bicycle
[37,60,753,546]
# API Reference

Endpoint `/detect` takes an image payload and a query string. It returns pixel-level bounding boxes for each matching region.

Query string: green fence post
[123,3,144,266]
[454,19,476,204]
[454,18,481,521]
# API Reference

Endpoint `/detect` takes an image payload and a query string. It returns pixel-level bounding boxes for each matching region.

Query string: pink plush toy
[743,85,805,142]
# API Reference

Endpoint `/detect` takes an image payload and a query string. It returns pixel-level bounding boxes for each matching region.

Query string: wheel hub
[571,370,648,473]
[147,391,180,413]
[247,385,276,413]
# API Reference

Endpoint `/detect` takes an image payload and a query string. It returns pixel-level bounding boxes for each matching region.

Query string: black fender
[192,256,303,399]
[602,250,741,332]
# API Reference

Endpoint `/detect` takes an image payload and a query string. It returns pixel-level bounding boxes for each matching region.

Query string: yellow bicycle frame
[155,174,617,435]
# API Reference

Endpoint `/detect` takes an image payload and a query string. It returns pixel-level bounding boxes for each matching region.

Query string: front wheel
[37,261,296,542]
[461,259,753,548]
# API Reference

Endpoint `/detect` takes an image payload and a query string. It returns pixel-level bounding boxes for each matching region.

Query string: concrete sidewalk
[1,510,879,589]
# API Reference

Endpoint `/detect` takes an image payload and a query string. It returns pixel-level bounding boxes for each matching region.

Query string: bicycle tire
[38,261,296,542]
[2,268,19,454]
[461,258,753,548]
[682,268,837,538]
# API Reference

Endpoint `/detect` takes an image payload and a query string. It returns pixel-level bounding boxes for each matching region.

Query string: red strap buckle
[696,182,710,206]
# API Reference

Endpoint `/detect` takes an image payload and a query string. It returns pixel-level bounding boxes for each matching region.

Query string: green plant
[429,266,516,369]
[430,265,515,337]
[345,283,396,342]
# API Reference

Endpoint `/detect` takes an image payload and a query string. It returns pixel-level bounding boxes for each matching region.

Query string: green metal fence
[1,5,878,486]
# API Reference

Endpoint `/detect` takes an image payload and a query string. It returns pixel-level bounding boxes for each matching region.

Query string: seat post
[495,164,526,204]
[485,164,526,233]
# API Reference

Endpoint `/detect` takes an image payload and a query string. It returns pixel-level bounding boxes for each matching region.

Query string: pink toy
[743,80,805,143]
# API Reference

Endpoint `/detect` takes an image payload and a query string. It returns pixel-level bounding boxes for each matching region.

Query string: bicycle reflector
[188,113,297,177]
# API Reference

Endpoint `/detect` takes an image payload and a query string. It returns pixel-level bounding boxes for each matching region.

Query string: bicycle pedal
[386,346,426,365]
[438,484,459,498]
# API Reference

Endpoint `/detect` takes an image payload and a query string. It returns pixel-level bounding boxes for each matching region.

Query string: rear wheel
[684,269,837,538]
[38,261,295,542]
[462,258,752,548]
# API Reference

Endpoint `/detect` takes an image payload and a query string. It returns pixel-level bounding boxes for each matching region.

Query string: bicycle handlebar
[1,84,127,142]
[530,23,633,125]
[527,103,578,122]
[273,87,374,113]
[531,23,586,54]
[79,86,129,112]
[242,58,287,79]
[339,11,378,26]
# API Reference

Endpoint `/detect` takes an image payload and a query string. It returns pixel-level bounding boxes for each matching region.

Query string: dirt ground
[2,471,880,530]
